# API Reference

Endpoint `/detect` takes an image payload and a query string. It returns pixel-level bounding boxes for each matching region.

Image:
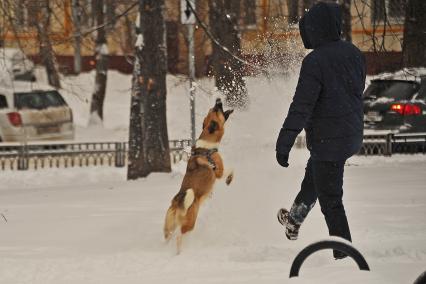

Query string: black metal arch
[289,240,370,278]
[413,271,426,284]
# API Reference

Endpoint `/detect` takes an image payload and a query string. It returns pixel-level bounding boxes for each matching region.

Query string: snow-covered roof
[0,48,25,59]
[0,48,29,67]
[0,81,56,96]
[372,68,426,82]
[0,48,34,84]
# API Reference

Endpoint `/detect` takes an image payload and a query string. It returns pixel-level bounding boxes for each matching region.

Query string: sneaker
[277,208,300,240]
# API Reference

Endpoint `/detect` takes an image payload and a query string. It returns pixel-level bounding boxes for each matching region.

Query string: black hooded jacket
[276,2,366,161]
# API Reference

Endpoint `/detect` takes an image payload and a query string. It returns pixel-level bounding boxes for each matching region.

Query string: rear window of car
[14,91,67,110]
[364,80,420,100]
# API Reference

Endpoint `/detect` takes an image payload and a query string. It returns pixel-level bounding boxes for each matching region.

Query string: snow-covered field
[1,71,425,283]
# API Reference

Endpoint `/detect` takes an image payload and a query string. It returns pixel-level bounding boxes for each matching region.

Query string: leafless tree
[71,0,82,74]
[208,0,248,109]
[127,0,171,179]
[36,0,61,89]
[402,0,426,67]
[340,0,352,42]
[287,0,299,24]
[90,0,109,122]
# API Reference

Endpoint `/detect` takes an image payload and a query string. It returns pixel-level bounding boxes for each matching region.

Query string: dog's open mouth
[213,98,234,120]
[213,98,223,112]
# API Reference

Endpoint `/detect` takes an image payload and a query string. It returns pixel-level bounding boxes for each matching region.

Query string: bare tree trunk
[72,0,82,74]
[209,0,248,109]
[127,0,171,180]
[402,0,426,67]
[380,0,388,52]
[90,0,108,121]
[340,0,352,42]
[123,14,135,54]
[287,0,299,24]
[0,12,4,47]
[128,38,145,179]
[36,0,61,89]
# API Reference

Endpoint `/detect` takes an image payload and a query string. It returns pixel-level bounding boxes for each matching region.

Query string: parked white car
[0,48,36,82]
[0,82,74,142]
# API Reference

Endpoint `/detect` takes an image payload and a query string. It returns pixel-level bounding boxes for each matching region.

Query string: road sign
[188,24,196,144]
[181,0,196,25]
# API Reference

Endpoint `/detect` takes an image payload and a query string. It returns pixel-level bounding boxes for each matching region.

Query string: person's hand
[276,152,289,168]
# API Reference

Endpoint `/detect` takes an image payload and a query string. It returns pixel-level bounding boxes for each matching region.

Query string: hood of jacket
[299,2,342,49]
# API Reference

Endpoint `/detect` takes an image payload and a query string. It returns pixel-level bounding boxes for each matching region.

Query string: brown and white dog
[164,98,234,254]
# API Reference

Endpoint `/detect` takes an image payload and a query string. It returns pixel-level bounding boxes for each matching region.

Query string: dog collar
[191,147,218,170]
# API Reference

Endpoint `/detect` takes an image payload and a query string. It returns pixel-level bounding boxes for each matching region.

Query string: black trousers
[289,158,352,255]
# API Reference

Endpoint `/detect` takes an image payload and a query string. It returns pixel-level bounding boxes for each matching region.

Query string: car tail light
[390,103,421,116]
[404,104,421,115]
[7,112,22,127]
[390,104,404,115]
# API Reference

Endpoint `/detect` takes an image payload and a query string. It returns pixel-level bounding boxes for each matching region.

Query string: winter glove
[276,127,291,168]
[276,152,289,168]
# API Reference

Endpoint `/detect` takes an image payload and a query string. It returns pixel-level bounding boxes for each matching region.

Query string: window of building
[242,0,257,28]
[287,0,299,25]
[372,0,406,24]
[78,0,117,29]
[13,0,41,30]
[105,0,117,29]
[76,0,98,29]
[0,95,8,109]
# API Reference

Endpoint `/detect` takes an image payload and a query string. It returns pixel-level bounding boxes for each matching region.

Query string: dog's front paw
[225,172,234,186]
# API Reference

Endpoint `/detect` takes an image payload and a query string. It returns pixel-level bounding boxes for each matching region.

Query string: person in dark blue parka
[275,2,366,259]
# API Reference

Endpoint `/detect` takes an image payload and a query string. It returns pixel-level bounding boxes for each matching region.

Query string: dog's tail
[181,189,195,213]
[163,189,195,240]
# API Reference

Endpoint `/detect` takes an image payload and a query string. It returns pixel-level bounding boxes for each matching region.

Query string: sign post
[181,0,196,145]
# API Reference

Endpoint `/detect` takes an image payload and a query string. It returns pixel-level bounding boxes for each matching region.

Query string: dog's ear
[208,120,219,134]
[224,109,234,121]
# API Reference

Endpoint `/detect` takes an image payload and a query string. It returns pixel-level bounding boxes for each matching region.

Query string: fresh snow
[1,71,425,284]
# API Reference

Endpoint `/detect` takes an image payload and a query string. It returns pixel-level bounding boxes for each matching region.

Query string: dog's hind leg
[164,207,177,242]
[176,200,200,254]
[176,233,183,255]
[181,200,200,234]
[165,189,195,242]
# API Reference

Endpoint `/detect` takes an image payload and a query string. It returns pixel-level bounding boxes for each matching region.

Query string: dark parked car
[363,77,426,133]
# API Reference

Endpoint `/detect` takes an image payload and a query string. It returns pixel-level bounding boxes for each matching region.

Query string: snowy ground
[1,71,426,283]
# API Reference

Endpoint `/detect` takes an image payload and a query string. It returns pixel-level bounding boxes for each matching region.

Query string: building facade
[0,0,406,75]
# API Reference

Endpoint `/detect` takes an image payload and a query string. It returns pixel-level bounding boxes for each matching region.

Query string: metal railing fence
[294,133,426,156]
[1,133,425,171]
[0,139,192,171]
[360,133,426,156]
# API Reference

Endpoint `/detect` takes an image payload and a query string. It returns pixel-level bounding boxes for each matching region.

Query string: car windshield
[14,91,66,110]
[364,80,419,100]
